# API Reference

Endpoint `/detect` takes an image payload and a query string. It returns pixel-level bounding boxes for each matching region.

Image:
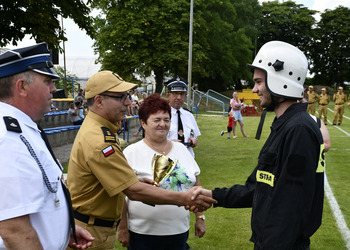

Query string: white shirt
[131,94,139,103]
[167,107,201,157]
[0,102,70,250]
[68,107,82,123]
[123,140,200,235]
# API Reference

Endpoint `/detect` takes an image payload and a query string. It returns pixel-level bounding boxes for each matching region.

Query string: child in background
[221,111,236,139]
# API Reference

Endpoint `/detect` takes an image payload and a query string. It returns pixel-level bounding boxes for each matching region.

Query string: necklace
[144,138,170,155]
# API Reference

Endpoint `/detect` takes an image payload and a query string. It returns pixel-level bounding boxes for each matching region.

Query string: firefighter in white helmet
[192,41,325,249]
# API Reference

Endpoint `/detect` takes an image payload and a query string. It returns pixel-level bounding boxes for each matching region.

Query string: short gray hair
[0,71,36,100]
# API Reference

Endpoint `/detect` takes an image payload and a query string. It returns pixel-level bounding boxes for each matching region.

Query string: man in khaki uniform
[306,85,319,115]
[67,71,216,249]
[318,88,330,125]
[332,86,347,125]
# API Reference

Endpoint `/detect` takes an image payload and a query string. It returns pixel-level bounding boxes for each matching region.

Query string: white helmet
[248,41,307,99]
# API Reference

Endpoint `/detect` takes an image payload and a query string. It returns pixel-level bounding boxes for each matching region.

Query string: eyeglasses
[171,92,186,97]
[100,94,128,103]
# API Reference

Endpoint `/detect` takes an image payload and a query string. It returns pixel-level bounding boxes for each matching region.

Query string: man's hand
[184,186,216,212]
[117,221,130,248]
[188,137,198,148]
[68,225,94,249]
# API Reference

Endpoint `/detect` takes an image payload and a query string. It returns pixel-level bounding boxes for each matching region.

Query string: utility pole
[187,0,194,110]
[61,16,68,96]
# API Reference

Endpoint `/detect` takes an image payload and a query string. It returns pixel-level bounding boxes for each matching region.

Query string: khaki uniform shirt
[67,111,138,221]
[307,91,319,103]
[333,92,347,105]
[318,93,330,105]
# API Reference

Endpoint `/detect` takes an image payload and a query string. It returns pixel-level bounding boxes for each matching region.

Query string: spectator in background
[131,90,139,115]
[166,76,201,158]
[220,111,236,139]
[318,88,330,125]
[332,86,347,125]
[74,88,85,102]
[230,91,248,138]
[133,93,148,137]
[306,85,318,115]
[76,96,87,120]
[68,101,84,125]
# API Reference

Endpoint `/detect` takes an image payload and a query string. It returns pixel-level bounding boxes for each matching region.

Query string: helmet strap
[255,96,284,140]
[255,109,268,140]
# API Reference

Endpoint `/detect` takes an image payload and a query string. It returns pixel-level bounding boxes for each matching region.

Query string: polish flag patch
[102,145,115,157]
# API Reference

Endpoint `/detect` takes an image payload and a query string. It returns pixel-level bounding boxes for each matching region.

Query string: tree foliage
[0,0,94,49]
[310,6,350,87]
[258,1,316,58]
[54,66,79,96]
[193,0,260,91]
[91,0,260,92]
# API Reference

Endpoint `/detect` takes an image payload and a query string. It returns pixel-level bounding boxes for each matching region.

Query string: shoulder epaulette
[182,107,193,114]
[101,127,116,143]
[3,116,22,133]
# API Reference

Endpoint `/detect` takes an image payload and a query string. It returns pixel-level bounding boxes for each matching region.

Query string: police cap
[165,76,188,92]
[0,42,60,79]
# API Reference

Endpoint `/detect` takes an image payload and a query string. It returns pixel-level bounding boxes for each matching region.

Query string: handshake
[184,186,215,212]
[138,177,215,212]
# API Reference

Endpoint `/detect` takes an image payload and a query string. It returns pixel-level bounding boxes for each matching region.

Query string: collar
[86,110,119,134]
[171,106,183,115]
[0,102,40,132]
[271,102,307,130]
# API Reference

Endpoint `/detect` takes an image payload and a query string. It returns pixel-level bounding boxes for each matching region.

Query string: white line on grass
[324,174,350,249]
[314,110,350,136]
[327,122,350,136]
[320,108,350,248]
[327,107,350,121]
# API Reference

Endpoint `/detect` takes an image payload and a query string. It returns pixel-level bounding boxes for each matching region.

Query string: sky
[6,0,350,79]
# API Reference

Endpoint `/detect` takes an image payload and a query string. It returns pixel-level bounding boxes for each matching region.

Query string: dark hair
[138,93,171,124]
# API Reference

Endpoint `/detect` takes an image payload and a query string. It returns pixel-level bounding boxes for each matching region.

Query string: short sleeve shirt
[0,102,70,249]
[167,107,201,157]
[67,111,138,221]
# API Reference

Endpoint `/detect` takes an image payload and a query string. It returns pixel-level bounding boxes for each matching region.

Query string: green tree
[0,0,94,49]
[310,6,350,87]
[192,0,260,91]
[54,66,79,97]
[91,0,260,92]
[92,0,193,93]
[258,1,316,57]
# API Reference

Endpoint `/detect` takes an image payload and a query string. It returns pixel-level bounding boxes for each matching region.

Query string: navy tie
[177,110,184,143]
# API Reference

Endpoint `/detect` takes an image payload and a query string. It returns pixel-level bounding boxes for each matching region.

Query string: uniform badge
[102,145,115,157]
[101,127,116,142]
[3,116,22,133]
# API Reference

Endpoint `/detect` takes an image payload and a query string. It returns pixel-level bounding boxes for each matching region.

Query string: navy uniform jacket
[212,103,324,249]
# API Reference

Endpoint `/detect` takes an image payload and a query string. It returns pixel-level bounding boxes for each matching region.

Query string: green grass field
[115,102,350,249]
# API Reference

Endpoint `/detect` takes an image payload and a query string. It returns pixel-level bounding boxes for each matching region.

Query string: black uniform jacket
[213,103,325,250]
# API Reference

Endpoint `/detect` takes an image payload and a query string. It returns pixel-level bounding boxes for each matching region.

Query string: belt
[336,103,344,105]
[319,104,327,106]
[74,210,115,228]
[308,102,315,104]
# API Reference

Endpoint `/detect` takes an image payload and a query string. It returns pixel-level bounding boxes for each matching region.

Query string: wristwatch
[196,214,205,221]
